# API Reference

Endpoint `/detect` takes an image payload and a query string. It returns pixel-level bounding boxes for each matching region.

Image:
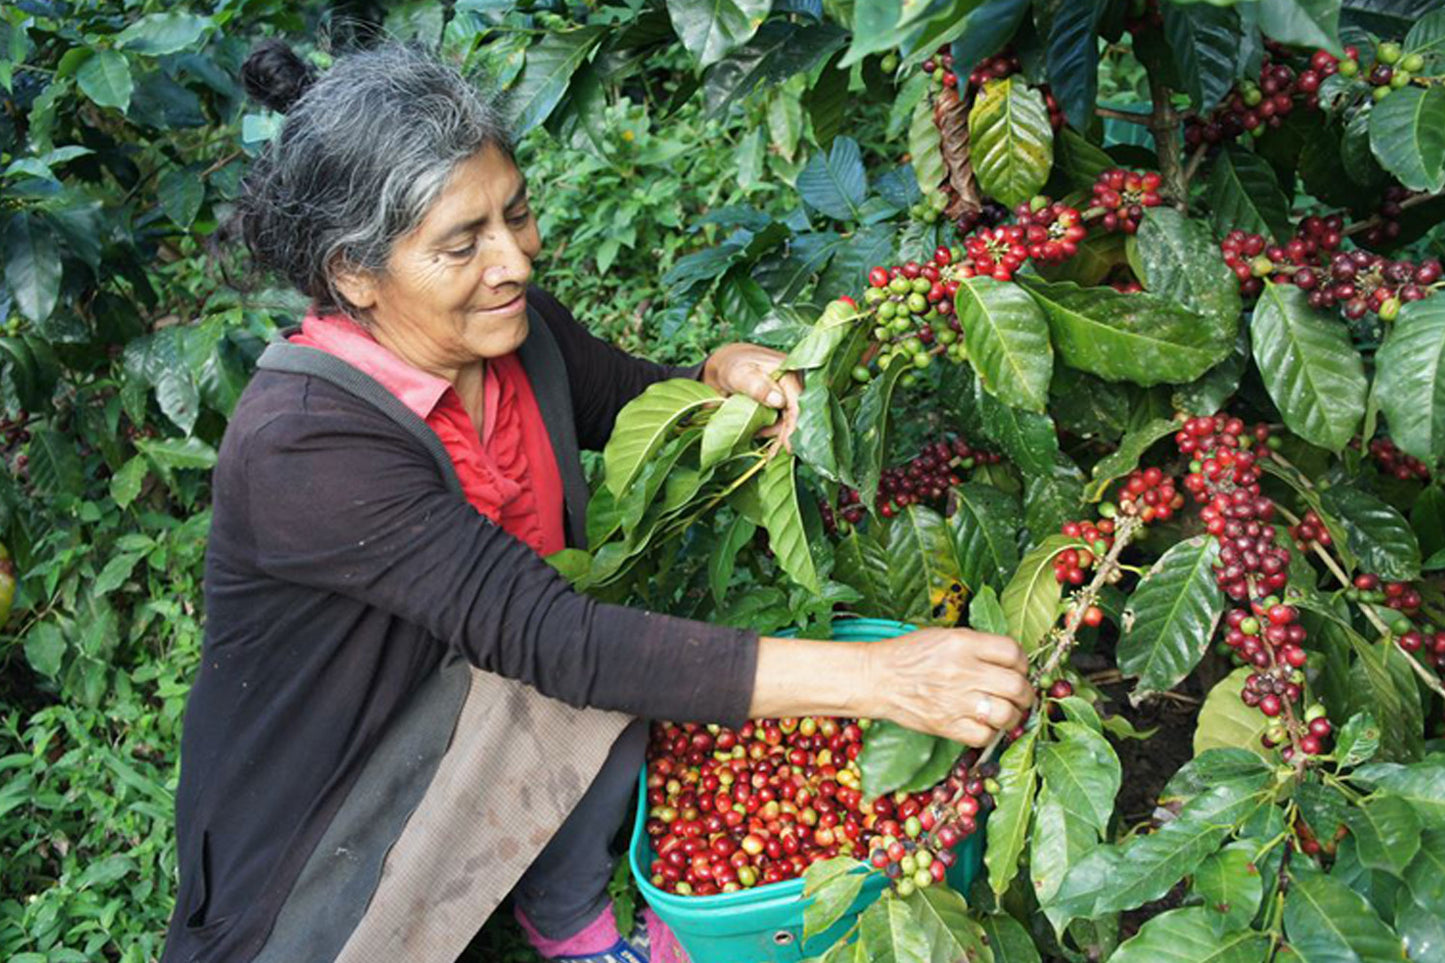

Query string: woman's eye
[445,242,476,258]
[507,209,532,227]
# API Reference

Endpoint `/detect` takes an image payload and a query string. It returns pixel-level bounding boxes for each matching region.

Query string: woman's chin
[469,314,530,359]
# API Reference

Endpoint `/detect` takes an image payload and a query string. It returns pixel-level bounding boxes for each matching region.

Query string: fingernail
[767,390,784,406]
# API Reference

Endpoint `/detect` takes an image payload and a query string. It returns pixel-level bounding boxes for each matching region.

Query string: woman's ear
[333,264,378,312]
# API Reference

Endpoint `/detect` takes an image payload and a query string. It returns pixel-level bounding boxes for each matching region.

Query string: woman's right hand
[865,628,1034,746]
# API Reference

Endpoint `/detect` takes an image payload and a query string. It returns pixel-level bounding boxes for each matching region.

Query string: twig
[1182,142,1210,191]
[1341,190,1444,238]
[200,149,243,179]
[1096,106,1153,125]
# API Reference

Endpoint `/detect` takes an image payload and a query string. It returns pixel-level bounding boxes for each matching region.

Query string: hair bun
[242,39,318,114]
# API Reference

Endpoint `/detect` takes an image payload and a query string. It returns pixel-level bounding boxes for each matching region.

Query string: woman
[163,42,1033,963]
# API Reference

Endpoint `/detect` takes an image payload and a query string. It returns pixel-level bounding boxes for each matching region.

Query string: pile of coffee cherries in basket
[643,719,993,896]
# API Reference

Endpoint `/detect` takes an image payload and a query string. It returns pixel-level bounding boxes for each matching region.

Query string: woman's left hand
[701,343,803,450]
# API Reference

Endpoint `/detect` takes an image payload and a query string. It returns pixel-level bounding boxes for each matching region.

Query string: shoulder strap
[515,306,590,549]
[255,340,464,497]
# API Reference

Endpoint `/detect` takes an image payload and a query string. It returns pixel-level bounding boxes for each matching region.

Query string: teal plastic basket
[629,618,985,963]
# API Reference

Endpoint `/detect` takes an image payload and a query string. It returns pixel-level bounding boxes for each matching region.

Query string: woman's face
[342,145,542,371]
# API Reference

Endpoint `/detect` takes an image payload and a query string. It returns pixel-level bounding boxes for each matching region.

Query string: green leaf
[24,623,66,678]
[620,430,704,534]
[1173,332,1251,418]
[1162,4,1241,111]
[1368,85,1445,193]
[1119,537,1226,695]
[967,77,1054,208]
[907,886,992,963]
[1259,0,1344,55]
[1017,278,1234,386]
[803,866,868,941]
[3,213,61,324]
[1084,417,1180,502]
[908,96,946,202]
[973,380,1061,476]
[985,726,1039,896]
[797,135,868,221]
[1207,147,1294,242]
[666,0,770,67]
[1024,460,1087,543]
[1193,844,1266,935]
[1405,7,1445,62]
[977,913,1040,963]
[510,28,606,134]
[1194,667,1270,758]
[1347,795,1423,877]
[603,379,719,498]
[76,49,132,112]
[889,504,965,626]
[1354,761,1445,823]
[1048,779,1270,922]
[969,584,1010,635]
[1374,297,1445,467]
[114,12,211,55]
[135,436,218,470]
[710,514,756,604]
[1250,282,1368,452]
[94,551,144,597]
[1336,711,1382,768]
[949,483,1021,592]
[1319,484,1421,582]
[852,361,907,510]
[28,428,83,499]
[834,530,894,617]
[1132,208,1244,332]
[957,276,1054,413]
[699,394,775,469]
[859,895,932,963]
[759,452,823,594]
[1037,721,1122,834]
[1044,0,1107,129]
[158,168,204,230]
[1031,787,1101,931]
[1284,870,1405,963]
[1163,748,1274,804]
[859,720,940,798]
[1396,899,1445,962]
[109,456,148,510]
[1403,827,1445,914]
[1000,535,1071,654]
[896,736,967,795]
[1111,907,1269,962]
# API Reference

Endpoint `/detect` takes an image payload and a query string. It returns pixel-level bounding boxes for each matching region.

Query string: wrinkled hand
[701,343,803,450]
[867,628,1034,746]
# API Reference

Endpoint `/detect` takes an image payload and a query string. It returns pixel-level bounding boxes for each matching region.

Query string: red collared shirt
[290,312,567,556]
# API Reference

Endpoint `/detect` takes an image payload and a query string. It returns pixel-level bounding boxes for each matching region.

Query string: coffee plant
[549,2,1445,961]
[6,0,1445,960]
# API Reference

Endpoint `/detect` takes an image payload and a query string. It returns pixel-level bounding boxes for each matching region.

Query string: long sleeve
[526,287,704,451]
[239,390,757,724]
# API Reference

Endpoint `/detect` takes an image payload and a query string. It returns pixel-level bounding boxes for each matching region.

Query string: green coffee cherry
[1378,42,1402,65]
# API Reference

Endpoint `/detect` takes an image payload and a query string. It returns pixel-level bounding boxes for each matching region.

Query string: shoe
[639,908,689,963]
[516,904,652,963]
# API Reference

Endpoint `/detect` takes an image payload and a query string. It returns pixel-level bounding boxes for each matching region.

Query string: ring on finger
[973,695,995,723]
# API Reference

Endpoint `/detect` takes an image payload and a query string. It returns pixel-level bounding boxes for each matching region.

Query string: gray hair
[238,43,514,318]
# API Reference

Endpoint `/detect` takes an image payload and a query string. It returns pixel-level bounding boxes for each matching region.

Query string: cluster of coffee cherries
[645,717,917,895]
[1053,518,1116,586]
[1368,436,1432,481]
[1348,42,1430,103]
[1220,226,1441,321]
[819,437,1001,532]
[1287,509,1333,552]
[867,750,995,896]
[1393,621,1445,670]
[1349,572,1423,616]
[860,247,966,380]
[1012,198,1088,263]
[1356,186,1416,249]
[1090,169,1163,234]
[1292,808,1349,857]
[1178,414,1332,758]
[1114,466,1184,524]
[922,49,1065,129]
[1184,54,1324,148]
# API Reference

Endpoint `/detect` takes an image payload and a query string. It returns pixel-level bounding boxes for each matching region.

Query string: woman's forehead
[423,148,527,234]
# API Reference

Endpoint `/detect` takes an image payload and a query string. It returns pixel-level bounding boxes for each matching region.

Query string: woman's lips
[479,293,525,316]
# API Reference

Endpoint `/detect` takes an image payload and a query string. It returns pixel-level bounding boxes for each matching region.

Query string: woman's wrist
[748,636,884,721]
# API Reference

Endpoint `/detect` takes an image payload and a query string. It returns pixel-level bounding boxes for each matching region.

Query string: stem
[1182,142,1209,192]
[1136,49,1187,208]
[1040,514,1145,681]
[1340,190,1445,238]
[1274,503,1445,700]
[1095,106,1152,125]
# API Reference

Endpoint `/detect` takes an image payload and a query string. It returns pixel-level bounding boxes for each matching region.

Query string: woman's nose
[483,233,532,288]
